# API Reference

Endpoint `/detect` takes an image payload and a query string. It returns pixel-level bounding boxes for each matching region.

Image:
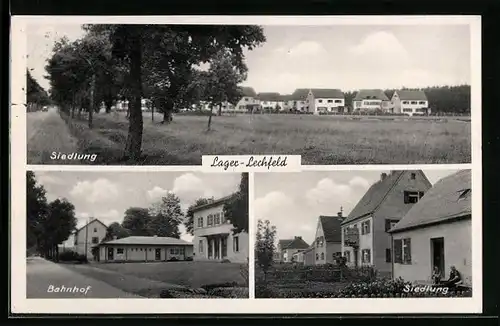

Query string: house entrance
[107,247,114,261]
[431,237,445,276]
[221,237,228,258]
[155,248,161,261]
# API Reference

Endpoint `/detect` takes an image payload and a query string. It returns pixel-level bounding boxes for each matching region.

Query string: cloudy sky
[27,23,470,94]
[254,169,461,246]
[32,171,241,242]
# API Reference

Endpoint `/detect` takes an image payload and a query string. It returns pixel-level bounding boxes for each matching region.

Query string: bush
[208,287,249,298]
[76,254,88,264]
[159,288,216,298]
[185,256,193,261]
[168,257,179,262]
[220,259,231,263]
[201,281,238,292]
[58,251,80,262]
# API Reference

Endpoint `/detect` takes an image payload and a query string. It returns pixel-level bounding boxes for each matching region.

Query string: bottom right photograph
[254,169,473,298]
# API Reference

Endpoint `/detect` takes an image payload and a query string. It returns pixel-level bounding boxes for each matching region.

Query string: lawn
[61,111,471,165]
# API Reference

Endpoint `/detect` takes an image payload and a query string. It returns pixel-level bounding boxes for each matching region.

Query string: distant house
[97,236,194,262]
[277,236,310,263]
[302,244,316,266]
[280,94,294,111]
[59,218,108,260]
[313,214,343,264]
[290,89,310,112]
[257,92,283,111]
[308,89,345,114]
[352,89,392,112]
[391,90,429,116]
[389,170,472,285]
[192,195,248,263]
[235,87,260,112]
[341,171,432,276]
[198,100,235,112]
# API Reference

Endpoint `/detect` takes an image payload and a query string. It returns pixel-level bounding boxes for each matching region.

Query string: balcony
[344,227,360,247]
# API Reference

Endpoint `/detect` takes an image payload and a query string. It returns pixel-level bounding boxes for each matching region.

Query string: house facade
[313,214,343,265]
[389,170,472,285]
[277,236,310,263]
[257,92,284,111]
[192,196,248,263]
[290,89,310,112]
[235,87,260,112]
[280,95,294,111]
[341,170,432,276]
[391,90,429,116]
[97,236,194,262]
[308,89,345,114]
[352,89,393,112]
[59,219,108,259]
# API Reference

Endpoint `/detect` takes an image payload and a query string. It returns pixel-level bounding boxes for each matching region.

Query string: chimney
[295,236,302,240]
[337,206,343,219]
[380,173,388,181]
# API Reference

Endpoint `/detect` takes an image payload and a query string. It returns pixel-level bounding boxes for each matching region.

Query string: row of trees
[27,171,77,259]
[26,70,50,111]
[104,173,249,241]
[255,219,277,281]
[45,24,266,160]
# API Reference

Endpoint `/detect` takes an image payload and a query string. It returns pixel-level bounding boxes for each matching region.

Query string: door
[431,237,445,277]
[214,238,220,259]
[221,237,228,258]
[155,248,161,261]
[107,247,114,261]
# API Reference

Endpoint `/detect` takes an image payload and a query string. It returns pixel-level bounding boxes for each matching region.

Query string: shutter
[394,239,402,263]
[405,239,412,264]
[386,248,391,262]
[403,191,409,204]
[385,219,391,232]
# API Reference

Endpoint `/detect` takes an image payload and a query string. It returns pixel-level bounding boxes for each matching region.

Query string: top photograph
[23,17,478,165]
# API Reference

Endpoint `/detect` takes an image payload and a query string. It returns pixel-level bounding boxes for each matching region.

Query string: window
[394,238,412,264]
[459,189,471,200]
[327,99,333,103]
[335,99,342,103]
[91,237,99,244]
[419,101,426,105]
[404,191,424,204]
[402,101,409,104]
[180,247,185,255]
[221,211,226,223]
[117,248,124,254]
[344,251,350,262]
[94,228,97,233]
[316,238,320,248]
[411,173,416,180]
[197,217,204,228]
[318,99,323,103]
[316,253,319,260]
[207,215,213,226]
[199,240,204,253]
[215,213,221,225]
[140,248,143,251]
[385,219,399,232]
[385,248,391,262]
[403,108,412,112]
[74,237,78,245]
[233,236,239,252]
[149,248,152,251]
[170,248,179,255]
[320,252,324,260]
[244,98,248,102]
[411,101,417,104]
[361,249,371,263]
[361,220,371,235]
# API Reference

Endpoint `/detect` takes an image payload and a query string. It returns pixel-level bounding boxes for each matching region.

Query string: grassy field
[61,111,471,165]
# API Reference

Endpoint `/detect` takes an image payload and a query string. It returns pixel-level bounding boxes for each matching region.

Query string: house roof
[240,86,257,97]
[319,215,343,243]
[341,170,432,225]
[290,88,310,101]
[281,94,293,101]
[311,89,344,99]
[257,92,282,101]
[190,194,235,213]
[279,237,310,250]
[390,170,471,233]
[395,90,428,101]
[100,236,193,246]
[74,218,107,235]
[353,89,389,101]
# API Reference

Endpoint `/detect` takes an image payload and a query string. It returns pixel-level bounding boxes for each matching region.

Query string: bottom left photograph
[25,170,249,299]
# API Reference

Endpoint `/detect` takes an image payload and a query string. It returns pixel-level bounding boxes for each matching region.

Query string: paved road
[26,257,141,298]
[26,108,80,164]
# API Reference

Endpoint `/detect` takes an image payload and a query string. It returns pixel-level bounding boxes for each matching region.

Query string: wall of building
[304,249,315,266]
[313,98,345,114]
[74,220,107,259]
[236,97,260,111]
[392,219,472,285]
[99,245,194,262]
[342,216,374,268]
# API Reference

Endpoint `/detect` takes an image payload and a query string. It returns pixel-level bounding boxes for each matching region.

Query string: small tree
[255,219,277,282]
[147,192,183,238]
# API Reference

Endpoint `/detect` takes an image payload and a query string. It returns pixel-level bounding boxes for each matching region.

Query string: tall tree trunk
[105,99,113,114]
[218,104,222,116]
[207,104,214,131]
[161,100,173,124]
[89,74,95,129]
[124,32,143,161]
[151,104,154,122]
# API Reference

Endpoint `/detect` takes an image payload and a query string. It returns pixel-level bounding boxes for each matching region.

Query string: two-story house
[235,87,260,113]
[290,89,310,112]
[192,195,248,263]
[59,218,108,260]
[308,89,345,114]
[389,170,472,285]
[341,170,432,276]
[257,92,283,111]
[277,236,310,263]
[391,90,429,116]
[280,94,294,111]
[313,213,343,265]
[352,89,392,112]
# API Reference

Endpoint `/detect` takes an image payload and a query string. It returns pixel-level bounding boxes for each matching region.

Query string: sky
[32,171,241,242]
[27,23,471,94]
[254,169,462,246]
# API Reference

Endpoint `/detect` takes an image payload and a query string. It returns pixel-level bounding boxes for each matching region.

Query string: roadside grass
[62,111,471,165]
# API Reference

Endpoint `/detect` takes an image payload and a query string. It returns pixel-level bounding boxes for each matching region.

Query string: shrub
[220,259,231,263]
[159,288,217,298]
[76,254,88,264]
[201,281,238,292]
[168,257,179,262]
[185,256,193,261]
[208,287,249,298]
[58,251,80,262]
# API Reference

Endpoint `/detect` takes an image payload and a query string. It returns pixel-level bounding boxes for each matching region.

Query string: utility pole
[89,73,95,129]
[85,217,89,260]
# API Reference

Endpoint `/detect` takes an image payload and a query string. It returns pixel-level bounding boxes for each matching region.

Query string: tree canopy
[223,173,249,234]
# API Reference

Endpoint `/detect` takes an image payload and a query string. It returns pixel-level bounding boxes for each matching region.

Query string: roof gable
[281,237,309,249]
[353,89,389,101]
[390,170,471,233]
[311,89,344,99]
[75,218,108,235]
[290,88,310,100]
[319,215,343,242]
[396,90,428,101]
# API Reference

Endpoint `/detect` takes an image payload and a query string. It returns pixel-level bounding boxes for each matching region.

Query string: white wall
[341,216,373,267]
[74,220,107,259]
[99,245,194,262]
[235,96,260,111]
[313,98,345,114]
[392,219,472,285]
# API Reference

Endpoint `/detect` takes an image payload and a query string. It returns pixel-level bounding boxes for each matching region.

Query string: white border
[11,15,482,314]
